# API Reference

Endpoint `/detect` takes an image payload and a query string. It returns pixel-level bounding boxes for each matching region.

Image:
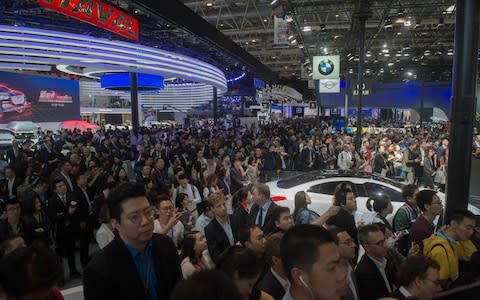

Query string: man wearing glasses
[84,182,181,300]
[390,256,442,300]
[355,224,396,300]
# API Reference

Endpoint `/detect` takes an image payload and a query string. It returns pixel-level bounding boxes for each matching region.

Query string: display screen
[0,71,80,122]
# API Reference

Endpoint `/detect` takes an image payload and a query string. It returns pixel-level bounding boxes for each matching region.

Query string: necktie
[257,207,263,227]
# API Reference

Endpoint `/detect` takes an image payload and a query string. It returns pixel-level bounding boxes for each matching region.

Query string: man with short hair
[56,160,75,193]
[0,199,31,245]
[423,210,478,283]
[83,182,181,300]
[1,166,21,201]
[390,256,442,300]
[173,174,202,212]
[328,227,359,300]
[393,184,421,255]
[355,224,396,300]
[204,191,239,262]
[48,179,81,279]
[281,224,347,300]
[409,190,443,247]
[249,183,279,235]
[273,206,294,233]
[238,224,267,258]
[153,198,184,247]
[257,232,288,300]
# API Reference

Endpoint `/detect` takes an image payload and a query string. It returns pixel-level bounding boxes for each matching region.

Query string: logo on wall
[312,55,339,80]
[319,79,340,93]
[318,59,334,76]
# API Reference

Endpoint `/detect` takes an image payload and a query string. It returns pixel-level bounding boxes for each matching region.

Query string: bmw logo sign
[318,59,334,76]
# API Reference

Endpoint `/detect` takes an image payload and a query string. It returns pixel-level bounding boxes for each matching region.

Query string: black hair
[281,224,335,281]
[52,178,65,191]
[107,182,147,221]
[327,226,348,245]
[0,246,62,299]
[238,224,260,246]
[402,184,418,200]
[334,187,353,206]
[175,193,188,210]
[232,187,248,210]
[178,174,188,181]
[5,198,20,207]
[366,195,391,213]
[416,189,438,212]
[449,210,476,225]
[358,224,382,245]
[273,206,290,223]
[216,245,263,280]
[179,231,201,264]
[397,256,440,287]
[170,269,242,300]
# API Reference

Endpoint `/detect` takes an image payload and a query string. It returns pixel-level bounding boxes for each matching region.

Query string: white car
[266,170,480,224]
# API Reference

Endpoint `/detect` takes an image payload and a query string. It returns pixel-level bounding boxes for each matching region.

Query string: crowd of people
[0,117,479,300]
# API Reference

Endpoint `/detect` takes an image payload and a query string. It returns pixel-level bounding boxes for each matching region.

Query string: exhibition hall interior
[0,1,480,300]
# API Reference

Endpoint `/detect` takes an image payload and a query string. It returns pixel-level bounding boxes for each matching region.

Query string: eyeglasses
[339,239,356,246]
[124,207,155,224]
[367,239,386,247]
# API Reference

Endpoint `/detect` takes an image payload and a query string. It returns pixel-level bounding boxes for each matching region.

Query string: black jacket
[83,233,181,300]
[355,255,396,300]
[204,217,239,263]
[248,201,279,236]
[256,268,286,300]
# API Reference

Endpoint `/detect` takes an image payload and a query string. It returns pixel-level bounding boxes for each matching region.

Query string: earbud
[299,276,308,289]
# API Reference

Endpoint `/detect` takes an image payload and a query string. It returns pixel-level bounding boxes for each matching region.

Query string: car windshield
[15,132,36,139]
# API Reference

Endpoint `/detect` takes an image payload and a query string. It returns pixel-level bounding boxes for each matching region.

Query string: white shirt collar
[368,255,387,269]
[271,267,289,291]
[399,286,413,297]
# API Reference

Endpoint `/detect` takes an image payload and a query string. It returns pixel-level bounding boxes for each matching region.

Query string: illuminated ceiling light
[251,39,256,43]
[263,19,268,23]
[435,50,443,55]
[206,1,213,7]
[365,69,371,74]
[290,39,297,44]
[444,5,455,14]
[383,43,388,48]
[403,53,410,57]
[447,49,453,55]
[285,15,293,23]
[406,71,413,76]
[335,14,339,18]
[379,68,384,73]
[349,68,353,74]
[366,51,372,57]
[288,35,294,40]
[302,25,312,32]
[396,32,402,35]
[334,35,340,40]
[387,62,394,67]
[382,49,389,53]
[299,44,304,49]
[404,17,412,27]
[396,51,402,57]
[424,49,431,56]
[323,47,328,54]
[384,53,390,57]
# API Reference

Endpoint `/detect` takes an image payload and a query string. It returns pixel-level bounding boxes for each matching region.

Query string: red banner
[38,0,139,41]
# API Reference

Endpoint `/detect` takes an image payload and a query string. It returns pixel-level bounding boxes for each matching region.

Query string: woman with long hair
[179,231,213,279]
[366,195,394,231]
[115,167,130,184]
[292,191,319,225]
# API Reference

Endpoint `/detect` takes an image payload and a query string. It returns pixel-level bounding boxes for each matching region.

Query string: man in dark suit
[5,140,22,168]
[256,232,287,300]
[355,224,397,300]
[275,145,294,174]
[55,160,75,193]
[390,256,442,300]
[249,183,278,236]
[204,191,239,263]
[83,182,181,300]
[47,179,81,279]
[0,166,22,201]
[73,172,96,268]
[298,139,316,171]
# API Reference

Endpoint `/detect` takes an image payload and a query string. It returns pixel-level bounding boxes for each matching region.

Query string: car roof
[276,169,404,189]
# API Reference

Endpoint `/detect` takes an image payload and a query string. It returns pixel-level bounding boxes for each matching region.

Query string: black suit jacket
[248,201,279,236]
[83,234,181,300]
[389,289,407,300]
[72,186,95,226]
[204,217,239,263]
[0,177,22,200]
[230,168,245,194]
[355,255,396,300]
[47,193,80,240]
[256,268,286,300]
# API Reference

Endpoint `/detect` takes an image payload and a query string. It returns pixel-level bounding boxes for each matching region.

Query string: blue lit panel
[101,73,164,90]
